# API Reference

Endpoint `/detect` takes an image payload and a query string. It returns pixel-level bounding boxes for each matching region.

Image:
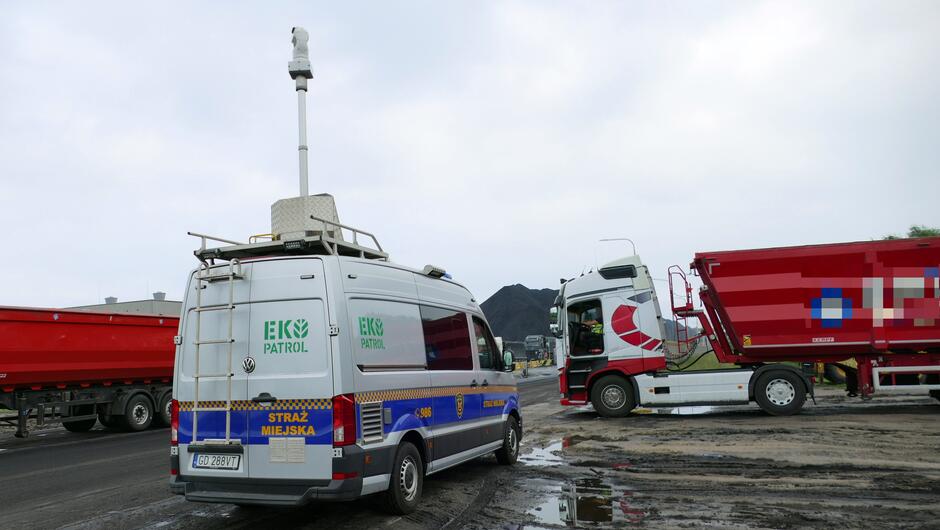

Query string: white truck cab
[169,229,521,513]
[553,255,811,417]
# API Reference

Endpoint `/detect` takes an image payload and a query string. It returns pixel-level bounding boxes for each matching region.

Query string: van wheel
[495,416,520,465]
[384,442,423,515]
[590,375,635,418]
[63,405,97,432]
[755,371,806,416]
[122,394,154,431]
[153,392,172,428]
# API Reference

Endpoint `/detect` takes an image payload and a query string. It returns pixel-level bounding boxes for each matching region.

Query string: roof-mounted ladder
[191,259,242,446]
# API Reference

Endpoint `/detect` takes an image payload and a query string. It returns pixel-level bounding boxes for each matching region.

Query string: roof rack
[188,215,388,264]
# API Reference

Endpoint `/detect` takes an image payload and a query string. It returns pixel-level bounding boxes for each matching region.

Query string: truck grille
[359,401,384,444]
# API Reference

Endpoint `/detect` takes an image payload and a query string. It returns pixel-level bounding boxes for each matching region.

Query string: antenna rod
[289,27,313,197]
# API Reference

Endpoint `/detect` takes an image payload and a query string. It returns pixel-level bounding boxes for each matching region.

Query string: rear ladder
[191,259,243,446]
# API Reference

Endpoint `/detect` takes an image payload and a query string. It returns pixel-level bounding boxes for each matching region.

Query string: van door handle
[251,392,278,403]
[470,380,478,388]
[481,380,489,387]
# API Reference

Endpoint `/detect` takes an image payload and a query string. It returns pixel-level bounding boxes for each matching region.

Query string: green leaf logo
[293,319,309,338]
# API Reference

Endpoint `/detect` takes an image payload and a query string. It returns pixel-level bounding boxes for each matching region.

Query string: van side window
[420,305,473,371]
[567,299,604,356]
[472,316,500,371]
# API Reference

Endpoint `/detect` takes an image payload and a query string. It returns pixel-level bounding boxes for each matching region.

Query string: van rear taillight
[332,394,356,447]
[170,399,179,446]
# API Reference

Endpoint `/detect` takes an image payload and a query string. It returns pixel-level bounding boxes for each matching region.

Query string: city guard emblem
[455,393,464,419]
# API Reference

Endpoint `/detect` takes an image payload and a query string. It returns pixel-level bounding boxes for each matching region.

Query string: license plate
[193,453,241,470]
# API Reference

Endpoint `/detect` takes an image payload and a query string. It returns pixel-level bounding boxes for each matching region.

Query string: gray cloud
[1,1,938,308]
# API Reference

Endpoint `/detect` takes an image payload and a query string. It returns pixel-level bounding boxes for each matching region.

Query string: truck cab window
[472,317,501,371]
[567,300,604,356]
[420,305,473,371]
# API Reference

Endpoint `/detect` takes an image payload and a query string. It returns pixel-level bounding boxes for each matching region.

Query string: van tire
[384,442,423,515]
[122,394,154,432]
[590,375,635,417]
[754,371,806,416]
[154,392,172,427]
[495,416,520,465]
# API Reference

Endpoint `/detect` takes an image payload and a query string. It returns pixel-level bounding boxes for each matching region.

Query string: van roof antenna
[289,27,314,197]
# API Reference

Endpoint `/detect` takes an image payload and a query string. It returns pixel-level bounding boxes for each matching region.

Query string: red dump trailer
[683,237,940,397]
[554,236,940,417]
[0,306,178,437]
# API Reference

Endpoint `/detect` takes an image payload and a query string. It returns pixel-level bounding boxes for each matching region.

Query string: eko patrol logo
[455,393,465,419]
[358,316,385,350]
[263,319,309,354]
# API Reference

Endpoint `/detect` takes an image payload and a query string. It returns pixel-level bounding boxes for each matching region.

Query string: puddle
[519,441,564,467]
[526,477,644,526]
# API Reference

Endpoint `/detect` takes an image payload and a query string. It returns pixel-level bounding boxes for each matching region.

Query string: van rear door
[176,263,252,479]
[245,258,334,481]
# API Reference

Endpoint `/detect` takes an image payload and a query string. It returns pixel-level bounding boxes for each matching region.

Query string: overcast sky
[1,1,938,309]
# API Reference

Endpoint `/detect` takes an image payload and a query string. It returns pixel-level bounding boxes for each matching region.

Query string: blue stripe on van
[177,388,518,446]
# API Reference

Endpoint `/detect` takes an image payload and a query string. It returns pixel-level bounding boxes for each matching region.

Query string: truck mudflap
[171,445,367,505]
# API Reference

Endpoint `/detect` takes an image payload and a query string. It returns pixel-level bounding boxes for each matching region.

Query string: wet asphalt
[0,376,559,530]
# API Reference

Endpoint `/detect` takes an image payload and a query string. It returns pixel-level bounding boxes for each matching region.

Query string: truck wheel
[384,442,423,515]
[590,375,635,418]
[63,405,97,432]
[97,412,119,429]
[122,394,154,432]
[495,416,520,465]
[755,371,806,416]
[153,392,172,428]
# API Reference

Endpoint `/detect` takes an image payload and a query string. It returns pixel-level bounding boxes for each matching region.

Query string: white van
[169,234,521,513]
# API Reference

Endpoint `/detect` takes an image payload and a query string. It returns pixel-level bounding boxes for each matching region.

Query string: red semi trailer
[552,237,940,416]
[0,306,178,437]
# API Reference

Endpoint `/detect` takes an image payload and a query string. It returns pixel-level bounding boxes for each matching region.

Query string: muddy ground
[474,386,940,529]
[2,381,938,529]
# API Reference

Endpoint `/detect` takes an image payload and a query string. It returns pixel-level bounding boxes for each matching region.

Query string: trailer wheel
[63,405,97,433]
[97,412,119,429]
[590,375,635,418]
[153,392,172,428]
[384,441,423,515]
[755,371,806,416]
[122,394,154,432]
